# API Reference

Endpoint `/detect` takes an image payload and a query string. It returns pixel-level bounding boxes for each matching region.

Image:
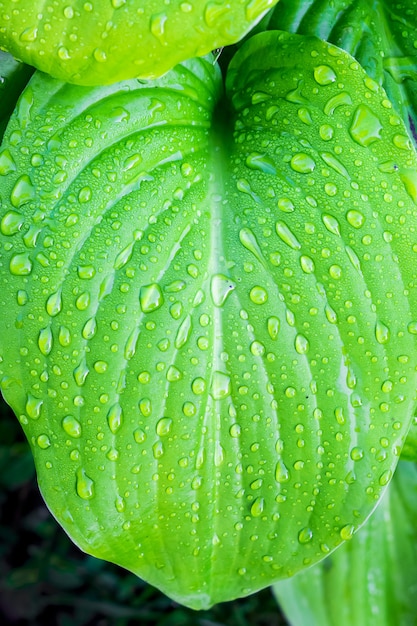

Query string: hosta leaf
[0,51,33,141]
[268,0,417,144]
[2,31,417,609]
[0,0,279,86]
[273,461,417,626]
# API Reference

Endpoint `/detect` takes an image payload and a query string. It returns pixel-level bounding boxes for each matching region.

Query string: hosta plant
[1,0,417,619]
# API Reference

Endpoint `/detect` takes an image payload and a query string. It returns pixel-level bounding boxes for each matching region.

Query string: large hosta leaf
[273,461,417,626]
[0,0,279,86]
[268,0,417,144]
[2,31,417,609]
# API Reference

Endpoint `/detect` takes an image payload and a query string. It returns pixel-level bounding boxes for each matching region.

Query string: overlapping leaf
[1,31,417,608]
[0,0,279,85]
[273,461,417,626]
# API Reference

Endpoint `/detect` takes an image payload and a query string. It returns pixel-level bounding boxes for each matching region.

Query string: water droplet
[1,210,24,236]
[167,365,182,382]
[211,371,231,400]
[134,428,146,443]
[150,12,167,44]
[350,447,364,461]
[295,334,309,354]
[393,134,411,150]
[379,469,392,486]
[245,152,276,175]
[38,327,53,356]
[124,327,139,360]
[82,317,97,340]
[175,315,192,349]
[19,26,38,42]
[321,153,350,179]
[156,417,173,436]
[192,377,206,395]
[76,468,95,500]
[298,107,313,125]
[276,221,301,249]
[340,524,355,541]
[204,1,229,25]
[290,153,315,174]
[107,403,123,434]
[94,360,108,374]
[62,415,82,438]
[375,321,390,344]
[322,214,341,236]
[229,423,241,438]
[275,459,290,483]
[250,497,265,517]
[346,209,365,229]
[349,104,382,146]
[17,290,28,306]
[77,265,96,279]
[267,316,280,340]
[139,283,164,313]
[0,149,17,175]
[324,92,352,115]
[250,340,265,356]
[93,48,107,63]
[45,289,62,317]
[36,434,51,449]
[210,274,235,306]
[245,0,273,20]
[298,527,313,544]
[114,242,135,269]
[214,440,225,466]
[277,197,294,212]
[63,5,75,18]
[10,174,35,209]
[9,252,32,276]
[249,285,268,304]
[58,46,71,60]
[300,255,315,273]
[74,359,89,386]
[26,394,43,419]
[314,65,336,85]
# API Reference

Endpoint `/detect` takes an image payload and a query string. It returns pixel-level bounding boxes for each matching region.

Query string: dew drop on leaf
[9,252,32,276]
[139,283,164,313]
[76,468,95,500]
[62,415,82,438]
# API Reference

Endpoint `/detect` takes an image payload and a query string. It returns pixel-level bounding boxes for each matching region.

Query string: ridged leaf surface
[1,32,417,608]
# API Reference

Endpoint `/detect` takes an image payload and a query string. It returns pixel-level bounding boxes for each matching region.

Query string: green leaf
[401,417,417,461]
[0,51,33,141]
[1,31,417,609]
[0,0,280,85]
[268,0,417,143]
[273,460,417,626]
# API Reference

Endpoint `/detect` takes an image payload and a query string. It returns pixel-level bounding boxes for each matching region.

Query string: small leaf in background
[0,0,280,85]
[2,31,417,608]
[267,0,417,144]
[273,460,417,626]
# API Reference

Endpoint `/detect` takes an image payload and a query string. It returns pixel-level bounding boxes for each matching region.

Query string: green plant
[1,0,417,621]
